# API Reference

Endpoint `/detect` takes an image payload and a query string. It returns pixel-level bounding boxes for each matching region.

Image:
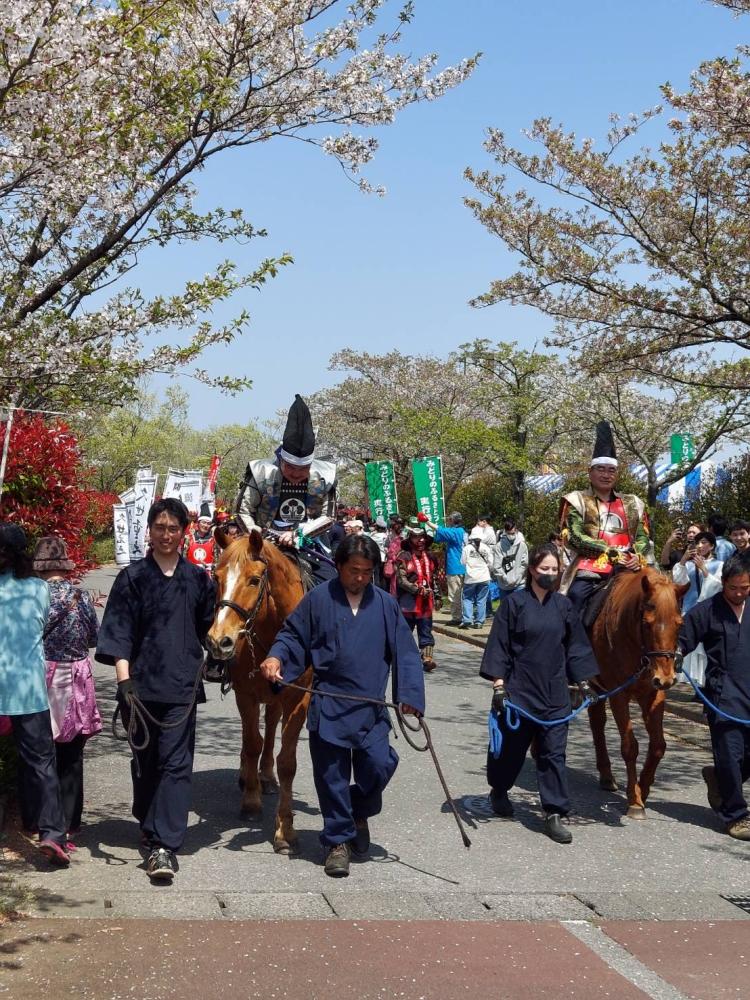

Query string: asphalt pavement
[1,565,749,999]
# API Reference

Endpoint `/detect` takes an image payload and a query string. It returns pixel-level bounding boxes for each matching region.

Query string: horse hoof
[626,805,647,819]
[599,776,619,792]
[274,838,298,856]
[261,777,279,795]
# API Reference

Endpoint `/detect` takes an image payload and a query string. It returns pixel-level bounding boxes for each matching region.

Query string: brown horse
[587,568,688,817]
[206,530,311,853]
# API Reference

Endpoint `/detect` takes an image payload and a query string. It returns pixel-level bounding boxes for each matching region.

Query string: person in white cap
[558,421,651,614]
[234,395,337,582]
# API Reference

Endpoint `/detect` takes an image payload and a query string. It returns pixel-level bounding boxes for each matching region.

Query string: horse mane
[600,568,675,649]
[219,532,303,592]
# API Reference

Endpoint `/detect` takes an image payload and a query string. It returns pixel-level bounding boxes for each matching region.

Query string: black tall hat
[590,421,618,468]
[198,501,213,521]
[280,394,315,467]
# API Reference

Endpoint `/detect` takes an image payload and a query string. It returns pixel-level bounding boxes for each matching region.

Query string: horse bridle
[216,564,270,644]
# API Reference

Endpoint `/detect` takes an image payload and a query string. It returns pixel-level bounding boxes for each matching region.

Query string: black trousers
[55,734,86,833]
[122,701,197,852]
[709,720,750,825]
[567,577,598,614]
[486,713,570,816]
[11,710,67,845]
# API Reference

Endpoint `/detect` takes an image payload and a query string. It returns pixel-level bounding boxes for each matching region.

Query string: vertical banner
[130,475,157,561]
[207,455,222,495]
[365,460,399,521]
[411,456,445,526]
[670,433,695,464]
[113,504,130,565]
[163,469,202,513]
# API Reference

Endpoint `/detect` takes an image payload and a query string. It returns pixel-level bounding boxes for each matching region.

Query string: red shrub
[0,411,103,572]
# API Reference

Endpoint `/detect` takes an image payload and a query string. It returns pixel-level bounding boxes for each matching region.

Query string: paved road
[1,565,749,998]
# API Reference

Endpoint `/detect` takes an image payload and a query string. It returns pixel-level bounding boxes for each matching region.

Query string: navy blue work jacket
[268,580,426,749]
[95,554,216,704]
[679,593,750,717]
[479,588,598,720]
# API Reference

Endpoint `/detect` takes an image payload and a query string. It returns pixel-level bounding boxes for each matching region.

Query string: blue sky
[144,0,742,429]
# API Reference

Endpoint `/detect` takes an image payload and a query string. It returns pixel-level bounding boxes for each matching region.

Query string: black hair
[479,513,492,522]
[503,517,516,532]
[708,514,727,536]
[730,520,750,533]
[547,531,562,543]
[334,533,381,568]
[147,497,190,529]
[525,542,561,588]
[722,552,750,582]
[0,526,33,579]
[694,530,716,549]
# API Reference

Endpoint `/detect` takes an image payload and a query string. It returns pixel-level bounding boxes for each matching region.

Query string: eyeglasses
[151,524,183,535]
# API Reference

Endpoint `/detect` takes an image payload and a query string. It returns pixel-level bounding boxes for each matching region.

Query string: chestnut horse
[206,530,311,853]
[587,568,688,817]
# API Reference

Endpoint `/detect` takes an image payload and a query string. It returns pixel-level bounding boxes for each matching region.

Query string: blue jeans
[462,582,489,625]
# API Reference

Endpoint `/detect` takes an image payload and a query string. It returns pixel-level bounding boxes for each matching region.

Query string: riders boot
[421,645,437,672]
[543,813,573,844]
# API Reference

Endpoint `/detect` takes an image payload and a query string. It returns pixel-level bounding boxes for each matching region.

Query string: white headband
[590,456,618,468]
[279,448,314,467]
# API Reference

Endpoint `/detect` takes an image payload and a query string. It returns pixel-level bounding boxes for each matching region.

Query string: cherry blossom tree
[464,0,750,395]
[0,1,476,409]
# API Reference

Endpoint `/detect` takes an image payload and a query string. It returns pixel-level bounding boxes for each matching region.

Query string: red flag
[207,455,221,494]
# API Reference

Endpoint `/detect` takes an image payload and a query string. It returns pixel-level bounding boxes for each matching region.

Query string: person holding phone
[673,530,724,688]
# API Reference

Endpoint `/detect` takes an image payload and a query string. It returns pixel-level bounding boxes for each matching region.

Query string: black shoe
[473,622,482,629]
[489,789,514,818]
[324,842,351,878]
[147,847,177,881]
[544,813,572,844]
[458,623,472,630]
[352,819,370,856]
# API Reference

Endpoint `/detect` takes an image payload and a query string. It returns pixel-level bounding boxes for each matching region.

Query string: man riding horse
[234,394,337,583]
[559,421,651,616]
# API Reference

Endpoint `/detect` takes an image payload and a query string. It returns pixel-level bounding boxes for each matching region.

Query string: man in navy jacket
[261,534,425,877]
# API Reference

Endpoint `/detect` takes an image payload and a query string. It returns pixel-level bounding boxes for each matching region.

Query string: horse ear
[248,527,264,558]
[674,582,690,600]
[214,527,229,550]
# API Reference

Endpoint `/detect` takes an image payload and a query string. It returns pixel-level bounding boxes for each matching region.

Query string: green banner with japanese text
[365,460,399,520]
[412,456,445,526]
[670,434,695,464]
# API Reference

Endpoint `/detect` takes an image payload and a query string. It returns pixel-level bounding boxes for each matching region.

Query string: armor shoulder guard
[561,490,587,519]
[309,458,337,490]
[247,459,280,489]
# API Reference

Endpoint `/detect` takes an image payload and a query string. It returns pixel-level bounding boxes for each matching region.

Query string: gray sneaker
[324,842,351,878]
[726,817,750,841]
[147,847,177,881]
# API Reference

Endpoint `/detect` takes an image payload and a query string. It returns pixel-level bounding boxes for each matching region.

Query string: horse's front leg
[273,691,310,855]
[234,694,264,819]
[609,694,646,817]
[638,690,666,805]
[588,698,618,791]
[260,701,282,795]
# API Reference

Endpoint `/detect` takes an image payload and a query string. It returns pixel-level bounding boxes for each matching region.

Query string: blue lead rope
[487,698,595,759]
[678,667,750,726]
